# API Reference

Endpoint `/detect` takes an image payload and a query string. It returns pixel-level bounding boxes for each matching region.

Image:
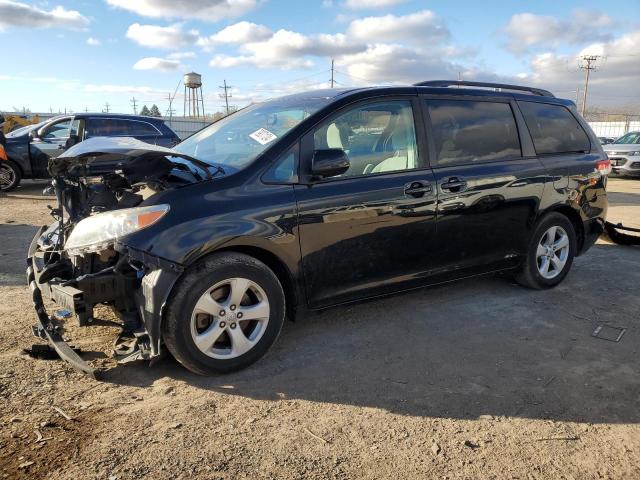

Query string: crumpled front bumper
[27,226,183,376]
[27,226,100,377]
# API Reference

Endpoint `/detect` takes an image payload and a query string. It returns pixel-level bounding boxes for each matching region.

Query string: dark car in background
[0,113,179,191]
[27,81,609,376]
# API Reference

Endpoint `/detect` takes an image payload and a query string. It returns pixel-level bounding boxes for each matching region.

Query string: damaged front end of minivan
[27,137,216,376]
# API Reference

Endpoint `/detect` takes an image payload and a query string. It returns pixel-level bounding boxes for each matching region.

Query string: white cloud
[84,83,168,95]
[343,0,407,9]
[517,31,640,101]
[133,57,182,71]
[106,0,257,22]
[0,0,89,31]
[504,9,614,53]
[87,37,101,46]
[167,51,196,59]
[126,23,199,49]
[210,29,365,69]
[336,43,466,85]
[347,10,450,45]
[197,21,272,49]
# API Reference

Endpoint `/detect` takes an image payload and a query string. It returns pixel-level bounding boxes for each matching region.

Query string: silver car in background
[604,131,640,177]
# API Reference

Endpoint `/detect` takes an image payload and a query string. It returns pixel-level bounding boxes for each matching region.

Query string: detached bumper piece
[26,226,183,375]
[27,261,99,378]
[604,221,640,246]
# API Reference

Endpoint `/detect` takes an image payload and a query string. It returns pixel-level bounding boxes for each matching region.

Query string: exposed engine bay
[27,137,217,376]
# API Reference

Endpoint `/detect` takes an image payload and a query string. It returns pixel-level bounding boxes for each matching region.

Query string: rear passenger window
[126,121,160,136]
[518,101,590,154]
[427,100,521,166]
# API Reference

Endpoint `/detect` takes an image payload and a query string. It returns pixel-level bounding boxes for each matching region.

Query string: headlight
[627,151,640,156]
[65,204,169,254]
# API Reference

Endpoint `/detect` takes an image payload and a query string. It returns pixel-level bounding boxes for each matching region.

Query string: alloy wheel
[0,164,15,191]
[536,225,570,279]
[190,277,270,359]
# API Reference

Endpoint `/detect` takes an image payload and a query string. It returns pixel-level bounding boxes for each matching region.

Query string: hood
[49,137,219,223]
[5,133,29,145]
[50,136,213,182]
[604,144,640,153]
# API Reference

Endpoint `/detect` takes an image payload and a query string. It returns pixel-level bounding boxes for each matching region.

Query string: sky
[1,0,639,115]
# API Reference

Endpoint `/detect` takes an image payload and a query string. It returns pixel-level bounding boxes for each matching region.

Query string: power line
[103,102,111,113]
[219,79,233,115]
[130,97,138,115]
[579,55,600,117]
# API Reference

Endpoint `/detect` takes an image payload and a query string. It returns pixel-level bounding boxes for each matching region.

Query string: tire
[163,252,285,375]
[515,212,577,289]
[0,160,21,192]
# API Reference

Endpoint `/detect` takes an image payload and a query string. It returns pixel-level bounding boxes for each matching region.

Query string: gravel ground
[0,178,639,480]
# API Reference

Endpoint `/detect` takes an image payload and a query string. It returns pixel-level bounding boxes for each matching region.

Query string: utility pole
[579,55,599,117]
[219,80,232,115]
[166,93,176,121]
[103,102,111,113]
[130,97,138,115]
[330,58,335,88]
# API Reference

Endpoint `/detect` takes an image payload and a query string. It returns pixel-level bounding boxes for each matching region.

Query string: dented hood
[49,136,212,182]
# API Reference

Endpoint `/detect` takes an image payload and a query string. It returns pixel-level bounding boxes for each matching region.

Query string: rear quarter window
[518,101,590,155]
[427,99,521,166]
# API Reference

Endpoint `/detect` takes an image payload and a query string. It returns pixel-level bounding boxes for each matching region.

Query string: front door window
[312,100,419,177]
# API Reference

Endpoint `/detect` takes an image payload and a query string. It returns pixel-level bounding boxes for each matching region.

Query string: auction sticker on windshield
[249,128,277,145]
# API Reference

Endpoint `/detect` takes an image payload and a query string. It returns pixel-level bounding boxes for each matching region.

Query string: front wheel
[163,252,285,375]
[515,213,577,289]
[0,160,21,192]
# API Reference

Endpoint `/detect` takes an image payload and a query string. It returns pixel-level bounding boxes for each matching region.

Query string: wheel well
[542,206,585,253]
[216,246,299,321]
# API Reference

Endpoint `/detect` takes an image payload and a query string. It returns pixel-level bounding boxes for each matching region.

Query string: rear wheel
[0,160,21,192]
[163,252,285,375]
[515,213,577,289]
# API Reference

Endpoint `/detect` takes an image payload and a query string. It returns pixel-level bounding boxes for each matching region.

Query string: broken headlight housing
[64,204,170,254]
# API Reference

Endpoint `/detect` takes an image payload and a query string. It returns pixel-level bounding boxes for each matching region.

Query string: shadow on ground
[97,243,640,425]
[0,224,38,286]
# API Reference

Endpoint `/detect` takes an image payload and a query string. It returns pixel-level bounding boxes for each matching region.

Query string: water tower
[183,72,205,118]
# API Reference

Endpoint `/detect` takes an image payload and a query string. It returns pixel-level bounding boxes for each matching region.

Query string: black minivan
[28,81,609,376]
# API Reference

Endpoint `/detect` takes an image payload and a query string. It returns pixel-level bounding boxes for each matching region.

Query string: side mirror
[311,148,350,179]
[65,134,80,149]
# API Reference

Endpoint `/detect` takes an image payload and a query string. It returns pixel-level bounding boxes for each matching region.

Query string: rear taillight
[596,159,611,175]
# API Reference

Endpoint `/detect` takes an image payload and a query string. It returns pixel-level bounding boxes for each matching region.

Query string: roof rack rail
[414,80,554,98]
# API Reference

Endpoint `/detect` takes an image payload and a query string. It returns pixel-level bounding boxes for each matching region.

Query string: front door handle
[404,180,432,198]
[440,177,467,193]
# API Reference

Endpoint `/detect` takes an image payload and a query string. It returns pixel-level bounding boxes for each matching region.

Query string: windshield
[6,121,46,138]
[173,97,328,173]
[613,132,640,145]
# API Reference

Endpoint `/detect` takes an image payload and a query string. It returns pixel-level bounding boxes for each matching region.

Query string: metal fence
[585,113,640,139]
[163,117,211,139]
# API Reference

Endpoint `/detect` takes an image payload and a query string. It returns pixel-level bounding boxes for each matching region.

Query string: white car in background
[604,131,640,177]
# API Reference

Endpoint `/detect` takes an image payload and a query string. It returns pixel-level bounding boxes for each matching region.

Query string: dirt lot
[1,179,639,480]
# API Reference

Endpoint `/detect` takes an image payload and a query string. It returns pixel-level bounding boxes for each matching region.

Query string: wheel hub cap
[190,277,270,359]
[536,225,570,280]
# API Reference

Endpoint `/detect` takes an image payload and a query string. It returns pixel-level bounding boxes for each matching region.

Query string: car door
[294,97,438,308]
[29,117,80,176]
[422,96,546,274]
